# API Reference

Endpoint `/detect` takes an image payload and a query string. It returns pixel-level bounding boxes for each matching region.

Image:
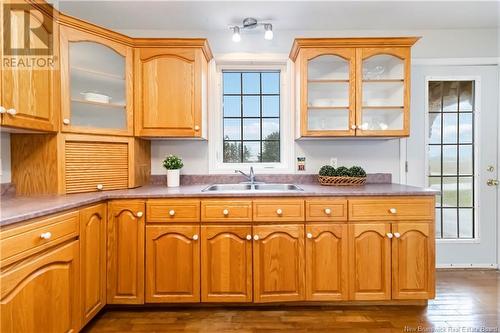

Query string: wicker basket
[318,175,367,186]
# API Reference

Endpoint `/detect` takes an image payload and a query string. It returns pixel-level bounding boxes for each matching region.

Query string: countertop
[0,183,438,227]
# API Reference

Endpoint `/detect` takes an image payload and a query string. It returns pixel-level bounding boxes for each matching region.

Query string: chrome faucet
[235,166,256,184]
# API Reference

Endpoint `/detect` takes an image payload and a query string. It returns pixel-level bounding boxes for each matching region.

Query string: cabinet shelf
[308,79,349,83]
[362,106,404,109]
[71,99,126,109]
[308,106,350,110]
[72,66,125,81]
[363,79,404,83]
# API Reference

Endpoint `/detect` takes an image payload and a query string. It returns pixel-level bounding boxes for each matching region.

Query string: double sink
[202,183,303,193]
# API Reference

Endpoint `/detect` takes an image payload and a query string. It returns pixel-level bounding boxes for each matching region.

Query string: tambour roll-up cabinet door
[65,140,128,193]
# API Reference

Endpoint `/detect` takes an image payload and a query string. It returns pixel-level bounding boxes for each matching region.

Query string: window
[428,81,475,239]
[222,71,280,163]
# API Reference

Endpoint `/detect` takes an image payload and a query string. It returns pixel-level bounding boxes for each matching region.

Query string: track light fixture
[229,17,274,42]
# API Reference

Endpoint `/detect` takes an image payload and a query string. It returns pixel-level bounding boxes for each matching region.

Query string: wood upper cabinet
[348,223,392,300]
[290,37,418,138]
[107,200,145,304]
[305,224,348,301]
[392,223,435,300]
[80,203,106,325]
[59,25,133,136]
[201,225,253,302]
[253,224,305,303]
[1,240,80,333]
[1,2,59,132]
[134,40,212,137]
[145,224,200,303]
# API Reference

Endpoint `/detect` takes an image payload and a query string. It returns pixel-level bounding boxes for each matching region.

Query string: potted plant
[318,165,366,186]
[162,154,184,188]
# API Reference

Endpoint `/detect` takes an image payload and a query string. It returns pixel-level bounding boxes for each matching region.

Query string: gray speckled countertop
[0,183,437,227]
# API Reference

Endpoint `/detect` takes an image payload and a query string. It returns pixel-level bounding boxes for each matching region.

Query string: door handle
[487,179,499,186]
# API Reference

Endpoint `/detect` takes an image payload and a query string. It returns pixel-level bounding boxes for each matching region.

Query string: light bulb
[264,24,273,40]
[232,26,241,42]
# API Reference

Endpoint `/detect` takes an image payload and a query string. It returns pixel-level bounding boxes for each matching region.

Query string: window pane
[459,113,473,143]
[458,177,473,207]
[428,146,441,176]
[442,209,458,238]
[428,81,442,112]
[243,118,260,140]
[442,113,457,143]
[223,72,241,94]
[262,96,279,117]
[243,96,260,117]
[243,142,260,162]
[429,177,442,207]
[459,81,473,111]
[428,114,441,144]
[459,145,473,175]
[442,81,458,112]
[223,141,242,163]
[223,119,241,140]
[442,146,457,175]
[442,177,457,207]
[224,96,241,117]
[435,208,442,238]
[261,141,280,162]
[262,72,279,94]
[459,208,473,238]
[262,118,279,140]
[242,72,260,94]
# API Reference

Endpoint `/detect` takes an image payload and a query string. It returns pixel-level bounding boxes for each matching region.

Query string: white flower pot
[167,169,180,187]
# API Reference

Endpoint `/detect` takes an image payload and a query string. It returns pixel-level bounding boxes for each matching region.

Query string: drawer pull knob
[194,125,200,131]
[63,118,70,125]
[136,211,143,218]
[6,108,17,116]
[394,232,401,238]
[0,106,6,114]
[96,184,103,190]
[324,208,332,215]
[276,208,283,215]
[223,209,229,216]
[389,208,397,214]
[306,232,313,239]
[253,235,260,241]
[246,234,252,240]
[192,234,199,241]
[386,232,394,239]
[169,210,175,216]
[40,232,52,240]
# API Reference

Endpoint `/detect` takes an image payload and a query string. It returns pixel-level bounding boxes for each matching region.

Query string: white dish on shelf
[80,92,111,104]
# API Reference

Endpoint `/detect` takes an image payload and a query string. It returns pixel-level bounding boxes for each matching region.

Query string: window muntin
[222,71,280,163]
[428,81,475,239]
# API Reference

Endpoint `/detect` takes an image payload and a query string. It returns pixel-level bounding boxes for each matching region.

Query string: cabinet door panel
[253,224,305,303]
[306,224,348,300]
[1,241,79,333]
[80,203,106,325]
[146,225,200,303]
[348,223,391,300]
[201,225,252,302]
[392,223,435,299]
[107,201,145,304]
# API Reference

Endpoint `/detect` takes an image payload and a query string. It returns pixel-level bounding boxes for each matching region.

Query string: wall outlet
[330,158,338,168]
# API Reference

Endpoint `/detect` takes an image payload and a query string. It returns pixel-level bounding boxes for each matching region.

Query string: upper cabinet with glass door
[290,38,419,138]
[59,26,133,136]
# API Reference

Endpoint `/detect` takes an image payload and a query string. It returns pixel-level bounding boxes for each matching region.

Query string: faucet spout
[234,166,257,185]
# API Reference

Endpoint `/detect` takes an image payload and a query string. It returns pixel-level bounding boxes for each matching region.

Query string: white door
[406,65,498,268]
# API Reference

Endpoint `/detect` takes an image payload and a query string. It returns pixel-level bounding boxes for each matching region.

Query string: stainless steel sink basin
[201,183,303,192]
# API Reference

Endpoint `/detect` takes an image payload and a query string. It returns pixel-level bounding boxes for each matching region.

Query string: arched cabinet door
[356,48,410,137]
[145,225,200,303]
[253,224,305,303]
[201,225,253,302]
[300,48,356,137]
[59,26,133,136]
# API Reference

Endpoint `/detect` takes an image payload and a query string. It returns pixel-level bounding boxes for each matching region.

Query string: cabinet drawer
[0,211,79,267]
[306,199,348,222]
[147,199,200,223]
[65,140,129,193]
[253,199,305,222]
[201,200,252,222]
[348,197,435,221]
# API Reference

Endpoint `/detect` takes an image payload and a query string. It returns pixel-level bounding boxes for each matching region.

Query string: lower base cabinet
[253,224,305,303]
[145,225,200,303]
[201,225,253,302]
[0,241,80,333]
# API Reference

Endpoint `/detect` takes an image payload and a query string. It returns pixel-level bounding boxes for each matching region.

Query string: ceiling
[56,1,499,32]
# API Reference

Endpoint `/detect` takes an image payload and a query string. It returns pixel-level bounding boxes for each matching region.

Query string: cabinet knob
[192,234,199,241]
[246,234,252,240]
[306,232,313,239]
[136,211,143,218]
[276,208,283,216]
[63,118,70,125]
[96,184,103,190]
[194,125,200,131]
[324,208,332,215]
[253,235,260,241]
[6,108,16,116]
[169,210,175,216]
[40,232,52,240]
[0,106,6,114]
[351,124,357,130]
[394,232,401,238]
[386,232,394,239]
[389,208,397,214]
[223,209,229,216]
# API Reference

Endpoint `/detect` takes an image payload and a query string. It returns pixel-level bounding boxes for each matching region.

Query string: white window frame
[424,75,481,244]
[208,59,294,174]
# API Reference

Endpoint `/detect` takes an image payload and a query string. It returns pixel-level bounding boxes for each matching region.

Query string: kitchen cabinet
[290,37,418,138]
[392,223,435,300]
[0,240,80,333]
[305,224,348,301]
[107,200,145,304]
[348,223,392,300]
[201,225,253,302]
[134,40,212,137]
[0,1,59,132]
[80,203,106,325]
[59,25,133,136]
[253,224,305,302]
[145,225,200,303]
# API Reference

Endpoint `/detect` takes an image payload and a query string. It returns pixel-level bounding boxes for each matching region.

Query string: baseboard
[436,263,498,269]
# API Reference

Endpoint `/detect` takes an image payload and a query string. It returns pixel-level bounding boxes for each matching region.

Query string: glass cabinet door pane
[69,42,127,130]
[308,82,349,107]
[362,82,404,107]
[362,54,404,80]
[360,109,404,131]
[308,109,350,131]
[308,55,349,80]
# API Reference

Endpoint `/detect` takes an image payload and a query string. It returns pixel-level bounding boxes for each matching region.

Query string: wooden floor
[83,270,499,333]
